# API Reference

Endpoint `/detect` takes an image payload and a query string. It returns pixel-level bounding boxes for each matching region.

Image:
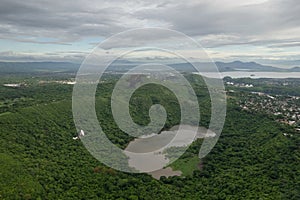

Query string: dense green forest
[0,73,299,199]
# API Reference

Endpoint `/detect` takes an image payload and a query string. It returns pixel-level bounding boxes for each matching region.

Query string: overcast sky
[0,0,300,66]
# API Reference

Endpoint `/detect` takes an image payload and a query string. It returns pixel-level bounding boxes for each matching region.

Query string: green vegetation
[170,156,200,177]
[0,72,299,199]
[0,153,44,199]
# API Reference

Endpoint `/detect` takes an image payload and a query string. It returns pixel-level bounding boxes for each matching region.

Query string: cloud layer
[0,0,300,64]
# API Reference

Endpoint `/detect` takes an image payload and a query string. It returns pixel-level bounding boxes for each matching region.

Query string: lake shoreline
[125,125,216,179]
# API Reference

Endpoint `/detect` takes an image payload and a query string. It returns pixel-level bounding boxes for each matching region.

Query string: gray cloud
[0,0,295,42]
[0,0,136,43]
[133,0,300,46]
[0,51,87,62]
[0,0,300,63]
[268,42,300,48]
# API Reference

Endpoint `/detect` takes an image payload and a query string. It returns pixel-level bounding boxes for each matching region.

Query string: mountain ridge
[0,60,299,74]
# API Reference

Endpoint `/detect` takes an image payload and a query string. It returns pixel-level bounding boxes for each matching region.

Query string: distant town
[226,79,300,133]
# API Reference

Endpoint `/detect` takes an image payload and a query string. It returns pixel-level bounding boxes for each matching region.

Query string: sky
[0,0,300,67]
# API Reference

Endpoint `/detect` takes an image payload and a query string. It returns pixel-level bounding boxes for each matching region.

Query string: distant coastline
[195,71,300,79]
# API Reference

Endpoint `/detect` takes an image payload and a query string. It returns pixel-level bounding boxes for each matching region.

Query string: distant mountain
[0,61,298,75]
[0,61,80,75]
[271,60,300,67]
[171,61,299,72]
[216,61,300,72]
[289,66,300,72]
[215,61,281,72]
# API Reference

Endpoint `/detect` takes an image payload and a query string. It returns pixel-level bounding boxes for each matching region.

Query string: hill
[0,61,299,76]
[0,74,299,199]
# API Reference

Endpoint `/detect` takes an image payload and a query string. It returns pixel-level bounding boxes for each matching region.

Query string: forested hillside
[0,75,299,199]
